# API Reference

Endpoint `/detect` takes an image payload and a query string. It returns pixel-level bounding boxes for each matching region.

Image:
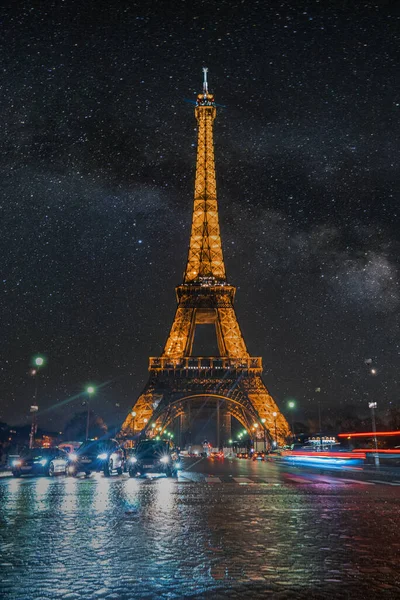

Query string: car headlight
[160,456,170,464]
[129,456,137,463]
[97,453,108,460]
[12,460,22,467]
[69,453,78,461]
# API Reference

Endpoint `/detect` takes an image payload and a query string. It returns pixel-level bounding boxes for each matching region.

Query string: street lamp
[85,386,96,441]
[369,401,380,468]
[29,355,46,449]
[272,412,278,447]
[315,386,322,431]
[261,418,267,451]
[130,410,137,434]
[288,400,296,442]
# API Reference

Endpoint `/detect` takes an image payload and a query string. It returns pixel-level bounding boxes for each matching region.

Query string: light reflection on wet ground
[0,462,400,599]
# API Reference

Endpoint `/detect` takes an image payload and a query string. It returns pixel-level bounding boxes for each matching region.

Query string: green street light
[229,439,233,444]
[288,401,295,409]
[29,355,46,449]
[85,386,96,441]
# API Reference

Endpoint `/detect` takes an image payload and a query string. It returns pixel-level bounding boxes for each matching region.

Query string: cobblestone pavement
[1,460,399,600]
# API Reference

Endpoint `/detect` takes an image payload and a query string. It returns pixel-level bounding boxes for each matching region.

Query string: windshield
[78,440,115,453]
[136,441,169,455]
[23,448,53,458]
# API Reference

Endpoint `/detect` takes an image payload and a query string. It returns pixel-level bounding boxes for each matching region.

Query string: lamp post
[288,400,296,443]
[272,412,278,447]
[29,355,46,449]
[131,410,136,434]
[253,423,259,451]
[369,401,380,468]
[314,385,321,433]
[261,418,267,451]
[85,386,95,441]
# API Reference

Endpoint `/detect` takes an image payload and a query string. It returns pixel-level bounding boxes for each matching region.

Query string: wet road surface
[1,457,400,599]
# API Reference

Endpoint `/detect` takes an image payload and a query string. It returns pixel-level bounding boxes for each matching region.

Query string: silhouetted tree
[63,411,107,441]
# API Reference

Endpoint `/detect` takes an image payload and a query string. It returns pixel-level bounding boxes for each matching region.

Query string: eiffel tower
[121,69,290,447]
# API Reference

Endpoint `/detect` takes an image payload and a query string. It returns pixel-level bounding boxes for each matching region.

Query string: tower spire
[203,66,208,94]
[184,68,226,284]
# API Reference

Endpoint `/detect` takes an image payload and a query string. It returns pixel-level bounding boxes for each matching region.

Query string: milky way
[1,0,399,431]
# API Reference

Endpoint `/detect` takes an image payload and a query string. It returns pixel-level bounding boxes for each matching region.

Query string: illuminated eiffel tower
[121,69,290,447]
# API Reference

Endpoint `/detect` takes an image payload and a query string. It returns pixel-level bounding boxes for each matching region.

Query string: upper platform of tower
[183,68,227,286]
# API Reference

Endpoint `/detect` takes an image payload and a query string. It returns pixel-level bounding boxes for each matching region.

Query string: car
[11,447,69,477]
[210,451,224,459]
[128,439,181,477]
[252,452,266,461]
[67,439,125,477]
[58,441,82,454]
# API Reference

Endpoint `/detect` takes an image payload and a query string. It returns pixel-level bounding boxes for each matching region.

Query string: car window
[26,448,52,458]
[78,440,119,454]
[136,441,169,453]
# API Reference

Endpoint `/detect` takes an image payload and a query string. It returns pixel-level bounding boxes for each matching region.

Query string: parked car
[12,447,69,477]
[67,439,125,477]
[128,439,181,477]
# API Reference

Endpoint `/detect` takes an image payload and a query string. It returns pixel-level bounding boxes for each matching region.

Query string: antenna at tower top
[203,67,208,94]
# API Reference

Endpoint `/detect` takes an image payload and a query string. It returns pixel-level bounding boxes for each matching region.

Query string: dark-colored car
[237,452,249,459]
[12,447,69,477]
[252,452,266,461]
[67,439,125,477]
[128,439,181,477]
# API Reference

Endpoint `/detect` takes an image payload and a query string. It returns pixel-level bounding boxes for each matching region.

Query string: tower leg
[216,401,220,449]
[220,408,231,448]
[180,404,192,448]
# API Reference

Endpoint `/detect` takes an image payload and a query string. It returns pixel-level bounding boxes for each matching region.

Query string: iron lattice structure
[121,70,290,446]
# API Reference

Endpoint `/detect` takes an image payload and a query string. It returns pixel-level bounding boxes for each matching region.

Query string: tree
[63,411,107,441]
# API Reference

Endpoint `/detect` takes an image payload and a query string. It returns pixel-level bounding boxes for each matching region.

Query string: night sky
[1,1,399,432]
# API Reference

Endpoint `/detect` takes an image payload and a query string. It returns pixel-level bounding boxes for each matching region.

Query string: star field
[0,0,399,431]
